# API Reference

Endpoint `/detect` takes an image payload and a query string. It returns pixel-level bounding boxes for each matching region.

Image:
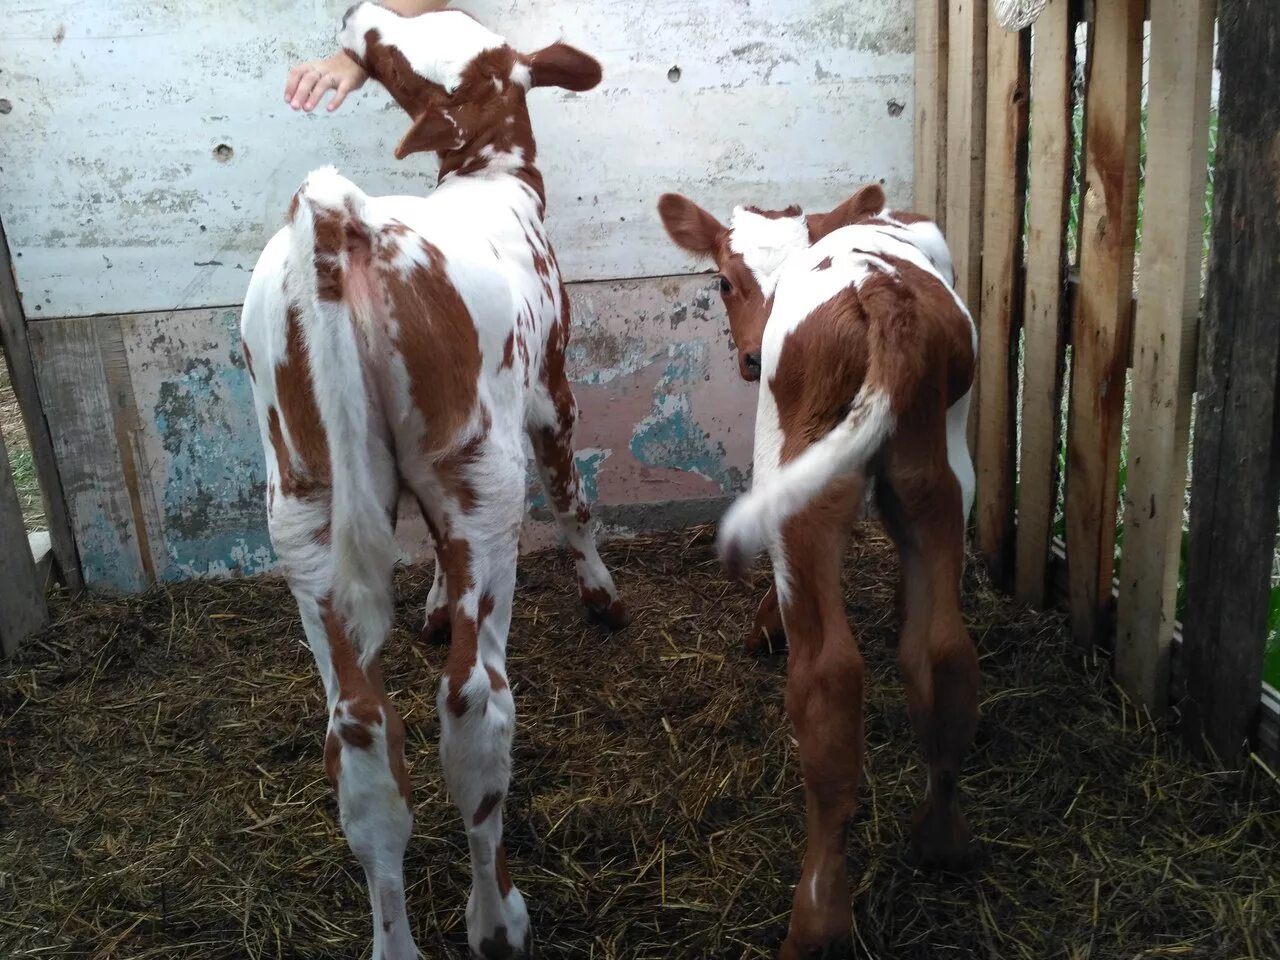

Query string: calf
[659,187,978,957]
[240,8,624,958]
[658,186,973,655]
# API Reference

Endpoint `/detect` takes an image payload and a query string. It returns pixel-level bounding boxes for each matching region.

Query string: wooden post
[0,214,83,589]
[975,19,1029,587]
[0,426,48,656]
[1015,0,1074,608]
[1182,0,1280,759]
[1063,0,1143,649]
[914,0,949,227]
[1114,0,1214,714]
[944,0,987,454]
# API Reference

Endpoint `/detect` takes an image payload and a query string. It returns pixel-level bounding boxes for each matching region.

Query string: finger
[290,70,321,110]
[327,79,353,112]
[304,74,335,112]
[284,64,308,102]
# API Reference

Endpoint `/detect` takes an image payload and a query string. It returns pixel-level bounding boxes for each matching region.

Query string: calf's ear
[657,194,726,258]
[807,183,886,240]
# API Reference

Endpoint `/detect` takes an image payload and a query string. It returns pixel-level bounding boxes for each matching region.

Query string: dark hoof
[779,934,853,960]
[745,627,788,657]
[585,598,630,631]
[420,608,452,646]
[910,801,977,872]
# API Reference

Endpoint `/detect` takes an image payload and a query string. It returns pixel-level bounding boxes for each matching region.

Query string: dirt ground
[2,528,1277,960]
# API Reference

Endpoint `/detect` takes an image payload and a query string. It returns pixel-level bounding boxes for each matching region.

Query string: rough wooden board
[0,427,48,657]
[38,276,758,589]
[1114,0,1214,715]
[1181,0,1280,759]
[1014,0,1073,607]
[0,0,915,318]
[975,22,1028,588]
[913,0,948,225]
[1063,0,1143,649]
[0,215,82,588]
[28,319,149,592]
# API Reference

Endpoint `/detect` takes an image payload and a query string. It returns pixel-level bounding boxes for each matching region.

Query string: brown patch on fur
[241,341,256,381]
[324,730,341,787]
[495,844,513,898]
[339,722,374,749]
[274,306,330,494]
[287,191,301,222]
[485,665,508,691]
[500,331,516,370]
[434,413,489,514]
[472,791,503,826]
[312,208,345,302]
[744,203,803,219]
[384,239,483,455]
[439,537,481,717]
[814,256,833,271]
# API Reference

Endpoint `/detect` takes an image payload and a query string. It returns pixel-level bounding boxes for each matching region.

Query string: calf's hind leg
[775,490,864,959]
[876,440,979,870]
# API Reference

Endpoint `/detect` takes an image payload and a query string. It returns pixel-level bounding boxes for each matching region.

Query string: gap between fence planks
[0,215,83,590]
[914,0,948,227]
[975,20,1029,588]
[1114,0,1214,715]
[1064,0,1143,650]
[1014,0,1074,608]
[944,0,986,451]
[1181,0,1280,759]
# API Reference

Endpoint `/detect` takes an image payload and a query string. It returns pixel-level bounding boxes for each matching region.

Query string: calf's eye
[716,275,733,295]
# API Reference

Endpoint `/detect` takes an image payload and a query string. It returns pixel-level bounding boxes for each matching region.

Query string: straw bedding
[2,526,1278,959]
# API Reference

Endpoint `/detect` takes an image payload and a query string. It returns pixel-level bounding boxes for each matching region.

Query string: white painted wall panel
[0,0,914,318]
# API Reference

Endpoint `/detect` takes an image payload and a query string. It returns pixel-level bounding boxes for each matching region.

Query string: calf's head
[339,5,601,160]
[656,184,887,381]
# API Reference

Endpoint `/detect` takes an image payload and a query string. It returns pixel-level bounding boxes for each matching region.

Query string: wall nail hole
[0,99,12,115]
[667,66,682,83]
[214,143,234,162]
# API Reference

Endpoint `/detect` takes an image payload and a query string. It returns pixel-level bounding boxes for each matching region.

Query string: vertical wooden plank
[1114,0,1214,714]
[1063,0,1143,649]
[0,215,82,589]
[976,21,1029,586]
[1015,0,1074,607]
[914,0,949,226]
[1182,0,1280,759]
[944,0,987,314]
[29,318,150,592]
[0,426,48,656]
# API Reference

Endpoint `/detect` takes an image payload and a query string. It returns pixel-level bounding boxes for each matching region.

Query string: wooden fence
[918,0,1280,759]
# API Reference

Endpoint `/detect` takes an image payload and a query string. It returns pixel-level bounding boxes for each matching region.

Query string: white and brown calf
[659,187,978,958]
[240,8,624,958]
[659,185,973,656]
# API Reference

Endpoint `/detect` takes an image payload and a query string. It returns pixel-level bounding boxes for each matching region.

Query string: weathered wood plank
[1182,0,1280,758]
[0,214,82,589]
[0,426,48,657]
[944,0,987,322]
[975,21,1029,587]
[914,0,949,226]
[1063,0,1143,649]
[1015,0,1074,607]
[1114,0,1214,715]
[29,319,150,592]
[1,0,916,318]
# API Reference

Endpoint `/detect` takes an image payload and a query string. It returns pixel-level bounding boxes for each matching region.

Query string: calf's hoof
[472,926,531,959]
[584,596,630,631]
[910,800,977,872]
[744,625,788,657]
[779,933,854,960]
[419,608,452,646]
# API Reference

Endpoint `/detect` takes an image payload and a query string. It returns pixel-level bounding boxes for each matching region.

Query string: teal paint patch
[75,497,148,592]
[630,341,745,493]
[527,448,610,512]
[151,310,274,579]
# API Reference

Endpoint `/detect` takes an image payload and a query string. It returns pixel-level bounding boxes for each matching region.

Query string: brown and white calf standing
[659,186,978,958]
[240,8,625,958]
[659,186,973,656]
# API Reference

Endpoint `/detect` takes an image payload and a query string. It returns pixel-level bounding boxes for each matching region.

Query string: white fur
[341,6,506,94]
[728,207,811,298]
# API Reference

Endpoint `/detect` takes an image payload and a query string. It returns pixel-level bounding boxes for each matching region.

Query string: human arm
[284,0,452,112]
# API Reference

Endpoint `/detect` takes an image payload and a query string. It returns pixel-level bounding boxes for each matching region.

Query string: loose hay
[1,527,1277,959]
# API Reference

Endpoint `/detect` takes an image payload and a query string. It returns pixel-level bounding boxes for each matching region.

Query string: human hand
[285,51,368,112]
